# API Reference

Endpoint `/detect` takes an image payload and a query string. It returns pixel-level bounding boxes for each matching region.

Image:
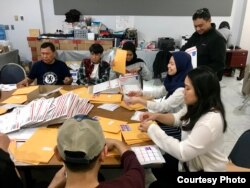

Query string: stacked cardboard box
[27,37,113,62]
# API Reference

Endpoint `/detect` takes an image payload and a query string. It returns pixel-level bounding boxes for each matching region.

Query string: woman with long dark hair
[139,66,228,186]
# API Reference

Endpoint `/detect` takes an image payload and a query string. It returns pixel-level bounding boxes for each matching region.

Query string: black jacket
[181,27,226,72]
[0,149,23,188]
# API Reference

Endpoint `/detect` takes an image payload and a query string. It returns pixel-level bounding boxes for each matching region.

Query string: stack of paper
[120,101,145,111]
[60,87,122,104]
[12,128,58,164]
[1,86,39,104]
[94,116,127,142]
[0,92,94,134]
[121,123,151,145]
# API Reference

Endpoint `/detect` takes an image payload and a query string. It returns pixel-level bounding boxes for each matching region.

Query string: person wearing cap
[48,115,145,188]
[77,43,110,85]
[180,8,226,81]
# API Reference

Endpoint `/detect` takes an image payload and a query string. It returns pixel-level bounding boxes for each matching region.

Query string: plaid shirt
[77,58,110,85]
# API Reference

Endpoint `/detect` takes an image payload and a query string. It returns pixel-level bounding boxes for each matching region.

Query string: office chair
[0,63,26,84]
[228,129,250,168]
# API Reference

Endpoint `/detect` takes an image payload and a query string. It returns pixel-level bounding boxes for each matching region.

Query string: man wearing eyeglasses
[181,8,226,81]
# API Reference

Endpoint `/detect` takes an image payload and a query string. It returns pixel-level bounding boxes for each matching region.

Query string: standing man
[181,8,226,81]
[18,42,73,86]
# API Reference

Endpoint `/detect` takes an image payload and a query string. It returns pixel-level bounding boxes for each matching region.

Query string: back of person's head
[89,43,104,54]
[182,66,227,132]
[57,115,105,172]
[192,8,211,21]
[41,42,56,52]
[219,21,230,30]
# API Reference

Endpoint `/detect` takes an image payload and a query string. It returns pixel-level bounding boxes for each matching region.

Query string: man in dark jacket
[181,8,226,81]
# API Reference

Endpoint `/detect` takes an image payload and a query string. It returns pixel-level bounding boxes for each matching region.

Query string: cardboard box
[27,37,37,48]
[59,40,77,50]
[29,29,40,37]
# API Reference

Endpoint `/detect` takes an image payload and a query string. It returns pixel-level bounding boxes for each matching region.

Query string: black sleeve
[0,149,23,188]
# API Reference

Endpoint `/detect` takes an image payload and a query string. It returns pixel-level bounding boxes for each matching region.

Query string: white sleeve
[146,88,184,113]
[143,86,167,99]
[147,112,224,161]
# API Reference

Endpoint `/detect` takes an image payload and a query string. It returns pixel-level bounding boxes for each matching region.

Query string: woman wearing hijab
[125,51,193,114]
[122,41,152,81]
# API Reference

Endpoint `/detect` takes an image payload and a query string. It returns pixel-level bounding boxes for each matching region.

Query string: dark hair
[122,41,137,59]
[89,43,104,54]
[41,42,56,52]
[64,152,100,172]
[181,66,227,133]
[219,21,230,30]
[192,8,211,21]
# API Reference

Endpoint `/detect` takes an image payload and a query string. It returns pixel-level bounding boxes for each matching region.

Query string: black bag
[158,37,175,51]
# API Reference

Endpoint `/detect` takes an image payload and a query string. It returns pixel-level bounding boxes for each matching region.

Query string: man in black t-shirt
[18,42,73,86]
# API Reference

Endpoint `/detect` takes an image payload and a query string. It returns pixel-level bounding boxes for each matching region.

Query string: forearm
[155,113,175,126]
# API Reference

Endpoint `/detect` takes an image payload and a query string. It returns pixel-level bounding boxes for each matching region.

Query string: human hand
[139,121,153,132]
[17,79,29,88]
[63,77,72,85]
[139,112,157,122]
[124,96,140,105]
[105,138,128,155]
[0,133,10,153]
[127,91,142,97]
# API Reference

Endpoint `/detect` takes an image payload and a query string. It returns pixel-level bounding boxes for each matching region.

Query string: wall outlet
[14,15,18,21]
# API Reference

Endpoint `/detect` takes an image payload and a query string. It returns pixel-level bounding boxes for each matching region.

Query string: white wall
[240,0,250,64]
[0,0,247,61]
[0,0,43,61]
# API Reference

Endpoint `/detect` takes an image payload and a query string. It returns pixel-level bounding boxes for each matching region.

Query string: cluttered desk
[0,85,164,187]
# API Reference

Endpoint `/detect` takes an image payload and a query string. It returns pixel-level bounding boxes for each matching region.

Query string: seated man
[49,115,145,188]
[18,42,73,86]
[0,133,23,188]
[77,43,110,85]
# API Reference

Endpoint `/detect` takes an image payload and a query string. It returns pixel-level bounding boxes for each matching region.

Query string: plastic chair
[0,63,26,84]
[228,130,250,168]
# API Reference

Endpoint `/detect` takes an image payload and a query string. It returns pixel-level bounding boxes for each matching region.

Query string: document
[13,128,58,164]
[131,145,165,166]
[94,116,127,133]
[1,95,28,104]
[185,46,197,68]
[90,79,121,94]
[112,49,127,74]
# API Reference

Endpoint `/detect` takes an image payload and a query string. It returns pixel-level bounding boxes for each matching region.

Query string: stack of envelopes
[60,87,122,103]
[10,128,58,164]
[121,123,151,145]
[94,116,126,142]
